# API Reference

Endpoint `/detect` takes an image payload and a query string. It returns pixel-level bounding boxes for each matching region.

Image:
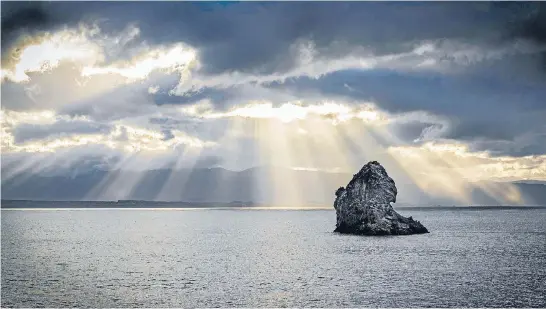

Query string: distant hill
[2,166,545,206]
[512,180,546,185]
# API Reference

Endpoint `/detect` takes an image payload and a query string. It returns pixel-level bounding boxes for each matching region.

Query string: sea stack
[334,161,429,235]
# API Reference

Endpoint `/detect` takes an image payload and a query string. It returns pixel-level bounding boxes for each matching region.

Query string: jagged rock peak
[334,161,429,236]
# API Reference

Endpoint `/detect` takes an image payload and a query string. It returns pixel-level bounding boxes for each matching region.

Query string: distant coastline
[2,199,545,210]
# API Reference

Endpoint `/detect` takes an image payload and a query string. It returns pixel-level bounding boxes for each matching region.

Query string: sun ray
[1,155,45,183]
[209,116,252,203]
[253,117,305,207]
[374,127,474,204]
[153,147,202,202]
[153,118,221,202]
[84,153,142,201]
[298,118,354,173]
[288,120,334,206]
[417,143,524,205]
[382,129,524,206]
[333,119,431,204]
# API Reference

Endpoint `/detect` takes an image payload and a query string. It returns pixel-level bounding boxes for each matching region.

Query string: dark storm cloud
[467,131,546,157]
[11,120,112,144]
[511,2,546,44]
[1,3,49,34]
[128,2,543,76]
[274,70,546,115]
[514,2,546,72]
[0,2,87,52]
[1,2,51,46]
[271,69,546,156]
[2,1,545,162]
[2,2,542,75]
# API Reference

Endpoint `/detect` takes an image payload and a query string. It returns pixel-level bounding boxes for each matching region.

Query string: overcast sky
[1,2,545,202]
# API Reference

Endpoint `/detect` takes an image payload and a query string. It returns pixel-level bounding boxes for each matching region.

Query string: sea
[1,204,545,308]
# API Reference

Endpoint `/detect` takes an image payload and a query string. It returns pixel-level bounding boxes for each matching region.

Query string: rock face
[334,161,429,235]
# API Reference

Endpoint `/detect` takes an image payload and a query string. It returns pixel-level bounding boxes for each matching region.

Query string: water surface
[2,207,545,307]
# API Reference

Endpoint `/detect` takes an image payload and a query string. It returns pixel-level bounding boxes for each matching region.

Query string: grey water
[2,206,545,308]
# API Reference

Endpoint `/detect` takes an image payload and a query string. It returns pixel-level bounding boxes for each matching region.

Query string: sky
[1,2,545,204]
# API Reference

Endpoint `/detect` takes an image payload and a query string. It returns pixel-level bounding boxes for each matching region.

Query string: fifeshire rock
[334,161,429,235]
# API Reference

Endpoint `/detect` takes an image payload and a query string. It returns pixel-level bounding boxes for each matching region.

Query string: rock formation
[334,161,429,235]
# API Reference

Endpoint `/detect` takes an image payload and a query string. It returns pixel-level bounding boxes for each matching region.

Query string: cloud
[199,100,387,125]
[169,38,546,95]
[2,110,216,154]
[1,3,50,38]
[3,3,545,90]
[504,2,546,74]
[1,1,545,199]
[388,141,546,182]
[0,22,191,84]
[12,119,112,144]
[81,42,198,82]
[265,69,546,156]
[1,24,104,83]
[148,86,160,94]
[125,2,542,76]
[387,111,452,143]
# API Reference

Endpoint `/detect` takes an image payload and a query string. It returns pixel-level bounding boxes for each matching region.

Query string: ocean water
[1,207,545,308]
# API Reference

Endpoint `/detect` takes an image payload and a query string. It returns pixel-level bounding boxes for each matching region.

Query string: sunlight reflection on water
[2,208,545,307]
